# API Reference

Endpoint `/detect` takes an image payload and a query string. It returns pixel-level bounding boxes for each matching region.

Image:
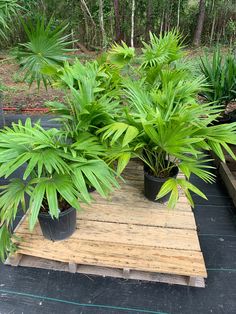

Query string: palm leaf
[16,16,74,88]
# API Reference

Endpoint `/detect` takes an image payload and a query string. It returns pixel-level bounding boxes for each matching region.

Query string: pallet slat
[92,190,192,212]
[14,237,206,277]
[79,204,196,229]
[17,218,200,251]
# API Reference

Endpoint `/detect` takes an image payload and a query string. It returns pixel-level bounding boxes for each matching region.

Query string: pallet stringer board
[5,255,205,288]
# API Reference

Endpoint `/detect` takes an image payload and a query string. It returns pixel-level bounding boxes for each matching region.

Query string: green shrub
[199,49,236,109]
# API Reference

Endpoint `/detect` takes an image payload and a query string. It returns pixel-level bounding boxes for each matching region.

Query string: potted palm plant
[0,118,119,261]
[98,32,236,208]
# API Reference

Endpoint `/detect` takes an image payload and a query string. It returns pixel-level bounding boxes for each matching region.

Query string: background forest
[1,0,236,50]
[0,0,236,113]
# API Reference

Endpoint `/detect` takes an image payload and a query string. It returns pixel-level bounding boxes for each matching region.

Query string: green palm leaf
[16,16,74,88]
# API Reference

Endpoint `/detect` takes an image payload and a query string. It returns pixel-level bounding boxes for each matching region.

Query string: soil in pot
[144,163,179,203]
[38,205,76,241]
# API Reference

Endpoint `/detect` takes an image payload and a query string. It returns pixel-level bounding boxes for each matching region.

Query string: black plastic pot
[144,165,179,203]
[211,115,232,126]
[87,185,96,193]
[38,207,76,241]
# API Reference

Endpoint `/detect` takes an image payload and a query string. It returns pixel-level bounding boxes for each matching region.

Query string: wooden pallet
[5,161,207,288]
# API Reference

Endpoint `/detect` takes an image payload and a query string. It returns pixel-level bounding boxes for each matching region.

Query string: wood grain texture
[6,160,207,286]
[9,255,205,287]
[79,204,196,229]
[15,236,206,277]
[17,219,200,251]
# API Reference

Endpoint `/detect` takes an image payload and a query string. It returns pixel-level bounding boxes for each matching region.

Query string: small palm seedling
[0,119,119,261]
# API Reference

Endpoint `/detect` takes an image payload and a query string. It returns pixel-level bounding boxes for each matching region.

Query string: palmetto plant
[45,59,121,139]
[140,31,185,85]
[141,31,184,70]
[0,0,20,40]
[16,16,73,88]
[107,41,135,68]
[97,33,236,208]
[0,118,119,260]
[200,49,236,109]
[99,77,236,208]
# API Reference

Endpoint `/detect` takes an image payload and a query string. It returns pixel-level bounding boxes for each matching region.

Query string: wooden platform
[5,161,207,288]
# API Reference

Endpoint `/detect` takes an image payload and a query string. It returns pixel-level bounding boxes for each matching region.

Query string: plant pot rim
[38,206,75,218]
[144,165,179,182]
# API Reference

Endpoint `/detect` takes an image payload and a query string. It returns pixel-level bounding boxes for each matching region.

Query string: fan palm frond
[107,41,135,68]
[16,16,74,88]
[140,31,184,70]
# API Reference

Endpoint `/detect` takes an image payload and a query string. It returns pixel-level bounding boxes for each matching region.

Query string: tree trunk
[177,0,181,28]
[145,0,152,41]
[209,0,215,45]
[99,0,106,48]
[160,9,164,34]
[81,0,96,27]
[113,0,122,42]
[80,1,89,45]
[80,0,97,46]
[210,13,216,45]
[131,0,135,47]
[193,0,206,47]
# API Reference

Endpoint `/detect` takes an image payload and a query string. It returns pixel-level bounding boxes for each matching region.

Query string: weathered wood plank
[13,255,205,287]
[16,219,200,251]
[78,204,196,229]
[91,190,192,212]
[14,237,207,277]
[5,253,22,266]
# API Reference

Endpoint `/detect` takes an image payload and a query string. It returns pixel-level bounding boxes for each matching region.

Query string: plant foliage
[44,59,122,140]
[16,16,73,88]
[0,118,119,261]
[0,0,20,40]
[200,49,236,109]
[97,32,236,208]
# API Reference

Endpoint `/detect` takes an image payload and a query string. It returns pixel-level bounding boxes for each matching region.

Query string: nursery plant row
[0,31,236,260]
